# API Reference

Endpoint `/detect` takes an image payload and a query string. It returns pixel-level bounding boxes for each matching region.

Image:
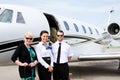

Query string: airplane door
[44,13,59,43]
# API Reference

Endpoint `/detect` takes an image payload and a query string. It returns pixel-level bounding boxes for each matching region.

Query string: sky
[0,0,120,28]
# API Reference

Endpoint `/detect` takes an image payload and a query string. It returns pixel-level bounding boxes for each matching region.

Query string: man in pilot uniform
[52,30,73,80]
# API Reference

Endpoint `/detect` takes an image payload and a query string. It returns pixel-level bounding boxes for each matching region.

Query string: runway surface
[69,60,120,80]
[0,60,120,80]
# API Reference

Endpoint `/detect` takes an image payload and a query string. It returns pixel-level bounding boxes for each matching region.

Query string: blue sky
[0,0,120,28]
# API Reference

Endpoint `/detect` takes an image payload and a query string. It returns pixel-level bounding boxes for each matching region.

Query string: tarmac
[1,60,120,80]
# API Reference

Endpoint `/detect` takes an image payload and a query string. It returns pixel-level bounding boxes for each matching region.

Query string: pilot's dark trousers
[53,63,69,80]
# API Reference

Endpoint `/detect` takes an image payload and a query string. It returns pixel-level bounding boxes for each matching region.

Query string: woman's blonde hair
[24,32,34,41]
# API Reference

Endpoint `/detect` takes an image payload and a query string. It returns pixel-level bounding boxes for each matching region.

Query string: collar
[56,41,64,44]
[39,42,48,46]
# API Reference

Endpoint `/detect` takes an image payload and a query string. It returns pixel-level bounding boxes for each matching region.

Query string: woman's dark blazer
[11,43,37,78]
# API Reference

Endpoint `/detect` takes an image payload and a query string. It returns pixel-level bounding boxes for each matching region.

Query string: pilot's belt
[42,57,50,61]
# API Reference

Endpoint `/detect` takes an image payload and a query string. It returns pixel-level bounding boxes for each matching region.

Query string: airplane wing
[78,52,120,61]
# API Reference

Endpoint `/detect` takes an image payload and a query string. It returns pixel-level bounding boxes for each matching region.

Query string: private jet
[0,4,120,66]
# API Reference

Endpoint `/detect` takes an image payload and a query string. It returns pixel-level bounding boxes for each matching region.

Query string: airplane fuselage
[0,4,120,65]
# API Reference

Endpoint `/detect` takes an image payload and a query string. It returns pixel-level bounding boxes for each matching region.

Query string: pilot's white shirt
[35,42,53,68]
[52,41,73,64]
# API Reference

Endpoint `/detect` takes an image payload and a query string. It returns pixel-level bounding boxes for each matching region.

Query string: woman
[11,32,38,80]
[35,30,53,80]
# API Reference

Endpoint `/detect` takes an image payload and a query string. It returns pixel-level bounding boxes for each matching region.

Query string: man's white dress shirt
[52,41,73,64]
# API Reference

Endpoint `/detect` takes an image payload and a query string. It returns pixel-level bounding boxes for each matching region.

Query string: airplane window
[81,25,86,33]
[16,12,25,24]
[88,27,93,34]
[73,23,79,32]
[95,28,99,35]
[63,21,69,30]
[0,9,13,23]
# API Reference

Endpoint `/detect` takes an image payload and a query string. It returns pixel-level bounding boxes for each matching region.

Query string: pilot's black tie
[57,43,61,64]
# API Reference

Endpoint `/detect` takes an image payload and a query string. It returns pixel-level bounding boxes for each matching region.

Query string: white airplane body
[0,4,120,66]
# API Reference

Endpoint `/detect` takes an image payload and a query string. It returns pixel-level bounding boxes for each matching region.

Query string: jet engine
[107,23,120,38]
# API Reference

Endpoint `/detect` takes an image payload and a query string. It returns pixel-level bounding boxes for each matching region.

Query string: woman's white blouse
[35,42,53,68]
